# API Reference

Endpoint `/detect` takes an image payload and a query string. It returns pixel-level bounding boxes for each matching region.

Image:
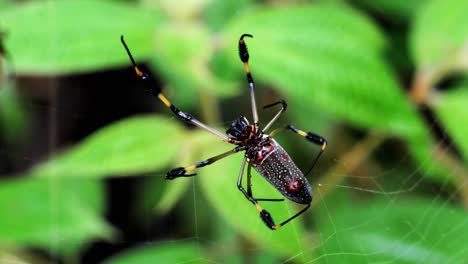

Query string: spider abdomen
[252,139,313,204]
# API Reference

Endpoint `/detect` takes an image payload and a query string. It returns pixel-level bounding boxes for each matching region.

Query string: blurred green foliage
[102,242,203,264]
[0,177,111,255]
[32,115,185,178]
[315,196,468,263]
[219,4,426,139]
[0,0,161,74]
[0,0,467,263]
[411,0,468,69]
[354,0,427,21]
[435,86,468,163]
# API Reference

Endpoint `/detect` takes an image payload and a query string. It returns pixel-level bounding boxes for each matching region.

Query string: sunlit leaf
[0,1,162,75]
[32,115,185,178]
[315,196,468,263]
[410,0,468,70]
[220,3,425,139]
[195,132,311,259]
[0,177,112,255]
[102,241,204,264]
[434,86,468,163]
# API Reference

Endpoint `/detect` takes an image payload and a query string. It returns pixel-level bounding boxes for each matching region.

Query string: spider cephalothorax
[226,116,257,143]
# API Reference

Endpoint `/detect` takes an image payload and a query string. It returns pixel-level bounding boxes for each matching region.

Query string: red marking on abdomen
[256,152,264,162]
[256,143,274,162]
[286,179,301,192]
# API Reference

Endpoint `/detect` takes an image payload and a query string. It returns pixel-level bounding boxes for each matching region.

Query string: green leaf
[0,177,112,255]
[153,136,195,214]
[32,115,185,178]
[220,3,425,139]
[194,132,310,259]
[0,0,9,9]
[0,1,162,75]
[204,0,252,32]
[315,196,468,263]
[136,133,198,218]
[411,0,468,70]
[353,0,427,21]
[102,241,203,264]
[434,86,468,163]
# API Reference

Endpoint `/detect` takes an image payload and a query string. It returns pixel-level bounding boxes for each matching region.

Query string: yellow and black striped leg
[121,36,238,144]
[165,146,244,180]
[269,203,311,230]
[238,159,297,230]
[270,124,327,177]
[239,34,259,127]
[236,158,275,228]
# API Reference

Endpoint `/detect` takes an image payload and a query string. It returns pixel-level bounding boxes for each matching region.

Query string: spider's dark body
[252,140,312,204]
[121,34,327,230]
[227,116,312,204]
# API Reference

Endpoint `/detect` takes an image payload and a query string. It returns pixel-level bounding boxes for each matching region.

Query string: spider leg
[165,146,245,180]
[237,158,258,204]
[270,124,327,177]
[237,158,308,230]
[262,100,287,133]
[239,34,259,128]
[121,36,240,144]
[273,203,311,230]
[247,163,284,202]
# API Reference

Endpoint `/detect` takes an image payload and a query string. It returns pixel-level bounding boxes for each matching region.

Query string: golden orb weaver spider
[120,34,327,230]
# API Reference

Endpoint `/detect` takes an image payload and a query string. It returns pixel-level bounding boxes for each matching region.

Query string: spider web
[147,114,468,264]
[2,76,468,263]
[1,89,466,263]
[1,10,466,263]
[308,151,464,263]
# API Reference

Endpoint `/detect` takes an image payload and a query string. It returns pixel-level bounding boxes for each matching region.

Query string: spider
[120,34,327,230]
